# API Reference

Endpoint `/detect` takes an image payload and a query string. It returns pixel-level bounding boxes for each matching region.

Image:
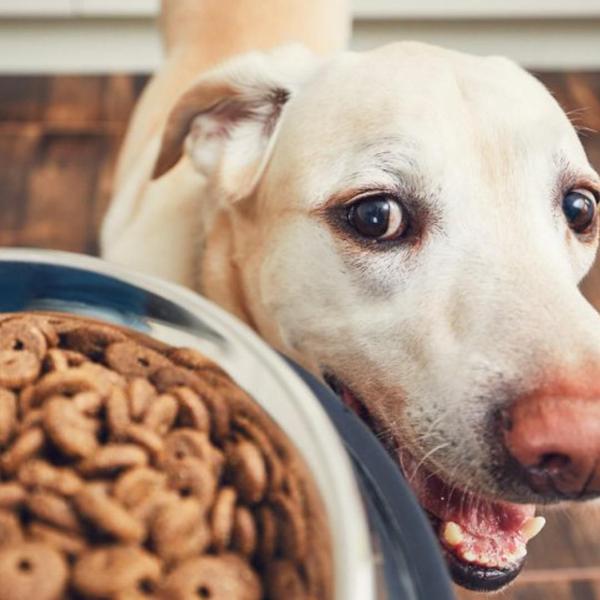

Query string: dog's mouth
[324,375,546,592]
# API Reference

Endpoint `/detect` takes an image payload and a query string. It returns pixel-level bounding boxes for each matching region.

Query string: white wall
[0,0,599,72]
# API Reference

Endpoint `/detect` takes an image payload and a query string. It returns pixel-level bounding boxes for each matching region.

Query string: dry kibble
[143,393,178,435]
[272,492,308,562]
[170,385,210,432]
[124,423,165,457]
[29,318,60,349]
[113,467,177,524]
[74,484,146,543]
[0,351,41,389]
[77,444,148,476]
[17,460,83,496]
[73,390,104,416]
[163,429,224,476]
[0,542,67,600]
[165,456,216,510]
[162,554,262,600]
[256,505,278,564]
[0,388,17,446]
[17,409,43,432]
[150,366,231,439]
[26,492,81,533]
[42,397,98,459]
[28,521,86,557]
[227,438,267,504]
[32,367,107,403]
[189,377,231,441]
[105,340,170,377]
[80,361,126,389]
[43,349,69,373]
[130,489,180,525]
[17,385,35,415]
[106,386,131,436]
[0,320,47,358]
[0,483,26,510]
[0,511,23,546]
[233,414,285,494]
[127,377,156,420]
[152,497,210,563]
[0,312,331,600]
[61,324,126,358]
[266,560,308,600]
[211,487,237,551]
[44,349,87,372]
[232,506,257,557]
[113,467,167,508]
[282,470,305,508]
[150,364,200,393]
[73,546,161,598]
[1,428,45,475]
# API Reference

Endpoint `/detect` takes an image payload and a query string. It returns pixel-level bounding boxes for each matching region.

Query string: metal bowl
[0,248,454,600]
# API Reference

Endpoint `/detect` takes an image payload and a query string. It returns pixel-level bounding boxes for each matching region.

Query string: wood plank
[101,74,140,124]
[0,130,40,246]
[0,75,144,131]
[0,76,47,121]
[457,580,594,600]
[44,75,104,126]
[16,132,104,252]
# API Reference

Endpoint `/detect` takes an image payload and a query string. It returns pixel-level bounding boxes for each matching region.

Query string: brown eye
[562,188,597,234]
[347,195,407,240]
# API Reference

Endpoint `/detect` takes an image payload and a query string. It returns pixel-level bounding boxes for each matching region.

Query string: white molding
[353,18,600,70]
[1,0,600,20]
[353,0,600,20]
[72,0,159,17]
[0,19,163,73]
[0,16,599,73]
[0,0,71,17]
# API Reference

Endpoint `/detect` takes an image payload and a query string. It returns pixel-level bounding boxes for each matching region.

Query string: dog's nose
[501,394,600,498]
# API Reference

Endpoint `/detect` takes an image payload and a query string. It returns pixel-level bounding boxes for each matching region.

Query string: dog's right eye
[347,195,407,241]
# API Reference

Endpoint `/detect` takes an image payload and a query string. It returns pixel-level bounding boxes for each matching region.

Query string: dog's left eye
[563,188,598,234]
[347,195,407,241]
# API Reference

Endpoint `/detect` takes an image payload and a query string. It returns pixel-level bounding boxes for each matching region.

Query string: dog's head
[154,42,600,591]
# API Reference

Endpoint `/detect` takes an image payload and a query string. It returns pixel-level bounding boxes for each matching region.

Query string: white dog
[102,0,600,591]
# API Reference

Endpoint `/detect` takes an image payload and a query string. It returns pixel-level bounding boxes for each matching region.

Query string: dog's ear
[151,45,319,200]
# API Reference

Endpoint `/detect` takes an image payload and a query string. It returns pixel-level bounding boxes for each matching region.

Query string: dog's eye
[563,188,598,234]
[347,195,407,240]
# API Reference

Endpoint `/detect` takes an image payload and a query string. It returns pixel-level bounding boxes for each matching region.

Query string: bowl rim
[0,247,376,600]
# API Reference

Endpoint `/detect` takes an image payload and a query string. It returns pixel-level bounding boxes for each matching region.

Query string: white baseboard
[1,15,600,74]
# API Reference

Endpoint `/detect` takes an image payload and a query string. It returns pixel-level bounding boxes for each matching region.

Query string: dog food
[0,312,331,600]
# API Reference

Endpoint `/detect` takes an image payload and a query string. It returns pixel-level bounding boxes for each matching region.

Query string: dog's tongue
[405,457,545,569]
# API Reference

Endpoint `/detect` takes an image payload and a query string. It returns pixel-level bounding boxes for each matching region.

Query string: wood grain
[0,73,600,599]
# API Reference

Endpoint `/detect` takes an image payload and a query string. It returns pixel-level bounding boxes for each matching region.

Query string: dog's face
[154,42,600,591]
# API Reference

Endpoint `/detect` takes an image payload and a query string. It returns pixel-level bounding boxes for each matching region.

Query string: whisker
[408,442,450,484]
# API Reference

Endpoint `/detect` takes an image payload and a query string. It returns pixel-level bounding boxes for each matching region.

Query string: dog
[101,0,600,592]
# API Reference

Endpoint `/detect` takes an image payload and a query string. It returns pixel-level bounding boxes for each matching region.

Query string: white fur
[102,41,600,502]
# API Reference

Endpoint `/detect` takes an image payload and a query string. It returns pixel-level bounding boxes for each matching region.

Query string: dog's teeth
[462,551,477,563]
[521,516,546,542]
[442,521,464,546]
[514,546,528,560]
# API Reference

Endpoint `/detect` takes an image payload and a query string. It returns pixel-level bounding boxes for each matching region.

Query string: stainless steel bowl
[0,248,454,600]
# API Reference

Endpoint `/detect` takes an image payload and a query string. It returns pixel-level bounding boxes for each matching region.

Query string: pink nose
[501,393,600,498]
